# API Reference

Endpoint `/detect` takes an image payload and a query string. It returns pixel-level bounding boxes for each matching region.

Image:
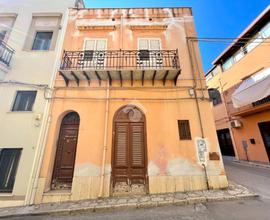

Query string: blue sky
[84,0,269,73]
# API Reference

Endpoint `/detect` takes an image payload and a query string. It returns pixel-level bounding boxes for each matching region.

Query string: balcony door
[112,105,148,195]
[138,38,162,68]
[83,38,107,69]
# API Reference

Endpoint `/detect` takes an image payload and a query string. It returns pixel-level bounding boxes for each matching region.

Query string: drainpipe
[186,37,205,138]
[120,14,123,49]
[98,81,110,198]
[202,163,210,190]
[185,30,208,188]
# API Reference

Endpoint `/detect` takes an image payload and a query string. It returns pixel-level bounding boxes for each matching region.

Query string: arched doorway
[51,112,80,190]
[112,105,148,195]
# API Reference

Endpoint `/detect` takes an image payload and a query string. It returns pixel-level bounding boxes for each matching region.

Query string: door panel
[112,107,147,192]
[52,112,80,189]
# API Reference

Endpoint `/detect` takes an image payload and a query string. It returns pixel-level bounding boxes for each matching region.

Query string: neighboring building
[206,5,270,163]
[34,7,228,204]
[0,0,84,207]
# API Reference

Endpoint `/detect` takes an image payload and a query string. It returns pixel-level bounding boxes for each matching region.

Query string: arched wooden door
[112,105,148,194]
[51,112,80,190]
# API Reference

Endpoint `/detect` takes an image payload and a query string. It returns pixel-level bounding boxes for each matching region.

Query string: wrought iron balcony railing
[0,40,15,67]
[60,49,180,70]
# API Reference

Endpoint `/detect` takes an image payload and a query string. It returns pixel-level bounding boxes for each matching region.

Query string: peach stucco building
[34,7,228,204]
[206,6,270,163]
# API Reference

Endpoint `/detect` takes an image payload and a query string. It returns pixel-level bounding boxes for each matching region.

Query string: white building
[0,0,84,207]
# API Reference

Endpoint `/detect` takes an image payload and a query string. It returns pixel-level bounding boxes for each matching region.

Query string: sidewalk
[0,182,258,218]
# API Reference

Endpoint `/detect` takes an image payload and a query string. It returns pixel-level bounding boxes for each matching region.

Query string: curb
[0,192,258,218]
[233,160,270,169]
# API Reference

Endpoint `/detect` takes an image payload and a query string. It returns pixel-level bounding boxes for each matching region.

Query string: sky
[84,0,270,73]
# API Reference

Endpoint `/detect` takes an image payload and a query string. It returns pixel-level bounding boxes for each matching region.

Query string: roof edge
[213,5,270,65]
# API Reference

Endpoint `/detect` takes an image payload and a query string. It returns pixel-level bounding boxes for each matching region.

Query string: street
[3,157,270,220]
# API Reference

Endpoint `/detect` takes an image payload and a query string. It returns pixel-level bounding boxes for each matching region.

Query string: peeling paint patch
[154,146,168,175]
[206,161,222,176]
[148,161,160,176]
[104,164,111,175]
[74,163,100,177]
[76,19,120,28]
[167,158,203,176]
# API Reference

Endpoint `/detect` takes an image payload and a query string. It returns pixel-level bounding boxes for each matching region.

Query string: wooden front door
[112,105,147,194]
[51,112,80,189]
[259,121,270,161]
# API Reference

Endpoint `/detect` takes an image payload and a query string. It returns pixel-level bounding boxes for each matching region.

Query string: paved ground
[2,157,270,220]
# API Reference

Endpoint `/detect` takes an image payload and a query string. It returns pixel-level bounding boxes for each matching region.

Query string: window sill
[44,189,71,196]
[23,49,54,53]
[0,193,13,197]
[6,111,34,113]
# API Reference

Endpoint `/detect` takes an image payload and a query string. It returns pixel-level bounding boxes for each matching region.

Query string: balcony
[0,40,15,67]
[59,49,181,86]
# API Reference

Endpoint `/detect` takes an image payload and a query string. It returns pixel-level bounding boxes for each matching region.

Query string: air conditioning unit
[230,120,242,128]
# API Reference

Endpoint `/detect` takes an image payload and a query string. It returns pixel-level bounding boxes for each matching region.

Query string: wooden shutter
[115,123,128,167]
[149,39,161,50]
[130,123,144,167]
[84,39,95,50]
[96,39,107,50]
[0,149,22,192]
[178,120,192,140]
[138,39,149,50]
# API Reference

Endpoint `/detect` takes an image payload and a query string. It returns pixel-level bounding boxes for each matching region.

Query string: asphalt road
[3,157,270,220]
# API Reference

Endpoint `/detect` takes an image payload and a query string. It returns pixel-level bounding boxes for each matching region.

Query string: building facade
[206,6,270,163]
[0,0,84,207]
[34,7,228,204]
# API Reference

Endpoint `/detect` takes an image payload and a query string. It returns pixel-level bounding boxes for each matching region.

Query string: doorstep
[0,182,258,218]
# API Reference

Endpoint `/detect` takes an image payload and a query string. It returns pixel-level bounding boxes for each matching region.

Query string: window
[12,91,37,111]
[261,22,270,38]
[208,88,222,106]
[0,30,6,41]
[24,15,61,51]
[0,16,16,42]
[32,31,53,50]
[84,39,107,51]
[178,120,192,140]
[138,38,162,66]
[221,57,234,71]
[82,39,107,67]
[245,36,263,53]
[233,50,244,63]
[0,149,22,192]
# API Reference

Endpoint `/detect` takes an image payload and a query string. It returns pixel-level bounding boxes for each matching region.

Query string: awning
[232,67,270,108]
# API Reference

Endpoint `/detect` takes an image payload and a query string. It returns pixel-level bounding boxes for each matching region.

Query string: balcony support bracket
[142,70,145,86]
[95,71,102,86]
[59,71,69,87]
[174,69,181,86]
[83,71,91,86]
[118,71,122,87]
[71,71,80,86]
[152,70,157,86]
[163,70,169,86]
[131,71,133,86]
[107,71,112,86]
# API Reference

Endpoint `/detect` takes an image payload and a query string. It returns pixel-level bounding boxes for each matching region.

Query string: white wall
[0,0,78,201]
